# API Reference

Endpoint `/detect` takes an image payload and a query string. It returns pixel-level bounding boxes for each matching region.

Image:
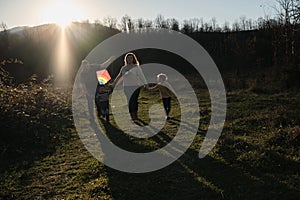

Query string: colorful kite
[96,69,111,85]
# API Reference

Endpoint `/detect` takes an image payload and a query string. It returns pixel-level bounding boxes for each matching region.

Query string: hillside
[1,22,300,91]
[1,23,120,83]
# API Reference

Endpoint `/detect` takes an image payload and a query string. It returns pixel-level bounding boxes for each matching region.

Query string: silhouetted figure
[111,52,148,121]
[148,73,173,120]
[95,83,111,122]
[79,57,114,122]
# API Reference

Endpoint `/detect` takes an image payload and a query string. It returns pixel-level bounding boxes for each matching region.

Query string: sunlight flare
[40,1,85,28]
[53,26,72,85]
[39,0,86,84]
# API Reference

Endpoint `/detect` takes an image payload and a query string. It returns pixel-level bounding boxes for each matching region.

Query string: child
[148,73,173,120]
[95,83,111,121]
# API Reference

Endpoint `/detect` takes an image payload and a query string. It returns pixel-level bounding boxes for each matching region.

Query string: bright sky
[1,0,276,29]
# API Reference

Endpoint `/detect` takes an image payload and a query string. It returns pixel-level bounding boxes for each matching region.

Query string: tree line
[0,0,299,91]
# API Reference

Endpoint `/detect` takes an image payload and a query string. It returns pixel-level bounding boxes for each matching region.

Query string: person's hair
[157,73,168,82]
[124,52,140,66]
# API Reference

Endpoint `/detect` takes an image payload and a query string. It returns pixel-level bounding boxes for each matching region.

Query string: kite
[96,69,111,85]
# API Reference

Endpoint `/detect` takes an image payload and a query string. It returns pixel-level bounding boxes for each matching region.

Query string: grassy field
[0,82,299,199]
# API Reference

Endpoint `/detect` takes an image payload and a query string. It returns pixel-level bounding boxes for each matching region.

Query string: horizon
[1,0,277,29]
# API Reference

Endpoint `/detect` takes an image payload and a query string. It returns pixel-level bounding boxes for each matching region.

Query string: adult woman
[112,52,148,120]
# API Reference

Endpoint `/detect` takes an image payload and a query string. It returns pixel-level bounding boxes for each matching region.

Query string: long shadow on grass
[215,136,300,199]
[0,117,74,199]
[0,118,73,172]
[178,148,299,200]
[95,117,299,200]
[98,117,197,156]
[98,119,221,199]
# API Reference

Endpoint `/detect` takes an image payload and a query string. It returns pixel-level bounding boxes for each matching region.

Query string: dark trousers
[162,97,171,115]
[124,86,140,113]
[96,100,109,116]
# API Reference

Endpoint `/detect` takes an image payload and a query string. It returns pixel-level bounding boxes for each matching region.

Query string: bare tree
[119,14,134,31]
[94,19,102,26]
[154,14,168,29]
[274,0,300,23]
[232,20,241,32]
[181,18,202,33]
[245,18,254,30]
[144,19,153,28]
[211,17,217,31]
[239,16,247,30]
[191,18,201,32]
[204,22,213,32]
[168,18,179,31]
[274,0,300,61]
[103,16,117,29]
[0,22,9,60]
[181,20,195,33]
[0,22,7,31]
[199,18,204,32]
[223,21,231,32]
[164,18,172,30]
[137,18,144,29]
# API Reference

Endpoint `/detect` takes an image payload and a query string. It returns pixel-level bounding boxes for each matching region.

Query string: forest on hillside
[0,1,300,92]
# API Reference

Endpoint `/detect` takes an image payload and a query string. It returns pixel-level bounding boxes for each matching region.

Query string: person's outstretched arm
[136,67,149,89]
[100,56,116,68]
[88,56,116,69]
[111,66,124,88]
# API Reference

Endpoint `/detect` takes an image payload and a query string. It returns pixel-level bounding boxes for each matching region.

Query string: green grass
[0,83,299,199]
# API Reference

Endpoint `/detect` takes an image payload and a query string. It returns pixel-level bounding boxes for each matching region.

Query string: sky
[0,0,277,29]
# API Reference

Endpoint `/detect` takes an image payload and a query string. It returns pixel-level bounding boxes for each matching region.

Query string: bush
[0,75,72,165]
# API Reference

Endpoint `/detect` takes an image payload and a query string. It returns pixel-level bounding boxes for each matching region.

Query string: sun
[40,1,85,28]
